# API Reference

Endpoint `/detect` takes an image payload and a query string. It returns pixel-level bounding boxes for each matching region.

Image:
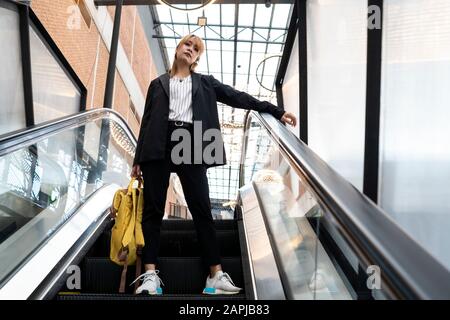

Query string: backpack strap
[134,246,143,293]
[119,256,128,293]
[118,247,129,293]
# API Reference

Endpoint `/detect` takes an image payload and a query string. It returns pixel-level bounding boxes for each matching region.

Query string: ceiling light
[197,15,207,26]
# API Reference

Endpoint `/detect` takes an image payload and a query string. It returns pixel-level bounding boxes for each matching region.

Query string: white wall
[306,0,368,191]
[379,0,450,270]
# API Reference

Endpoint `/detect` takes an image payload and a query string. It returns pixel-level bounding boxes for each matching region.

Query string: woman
[131,34,297,295]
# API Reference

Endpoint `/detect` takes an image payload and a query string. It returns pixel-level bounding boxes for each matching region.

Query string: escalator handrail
[240,110,450,299]
[0,109,137,155]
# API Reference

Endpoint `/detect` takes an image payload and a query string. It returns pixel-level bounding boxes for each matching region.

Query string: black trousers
[140,123,221,267]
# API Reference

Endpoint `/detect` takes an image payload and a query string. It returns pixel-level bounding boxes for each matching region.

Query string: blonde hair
[169,34,205,77]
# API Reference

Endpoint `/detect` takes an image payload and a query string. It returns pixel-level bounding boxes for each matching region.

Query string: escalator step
[82,257,244,295]
[57,293,245,300]
[0,217,17,244]
[161,219,237,231]
[94,229,240,258]
[160,230,240,257]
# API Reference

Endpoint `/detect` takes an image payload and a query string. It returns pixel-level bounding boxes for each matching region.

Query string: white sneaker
[131,270,164,295]
[203,270,242,295]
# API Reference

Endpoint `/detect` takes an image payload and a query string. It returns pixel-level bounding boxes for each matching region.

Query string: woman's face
[176,37,200,66]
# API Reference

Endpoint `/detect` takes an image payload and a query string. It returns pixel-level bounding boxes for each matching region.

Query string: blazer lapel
[159,72,170,98]
[191,72,200,99]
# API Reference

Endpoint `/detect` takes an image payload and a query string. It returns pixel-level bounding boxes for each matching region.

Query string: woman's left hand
[281,112,297,127]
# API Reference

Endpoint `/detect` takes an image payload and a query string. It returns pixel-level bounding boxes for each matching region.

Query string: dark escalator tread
[160,230,240,257]
[93,229,240,258]
[161,219,237,231]
[92,229,111,257]
[83,257,244,295]
[0,217,17,243]
[57,293,246,300]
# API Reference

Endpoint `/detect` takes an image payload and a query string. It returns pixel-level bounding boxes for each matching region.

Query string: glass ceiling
[152,2,293,203]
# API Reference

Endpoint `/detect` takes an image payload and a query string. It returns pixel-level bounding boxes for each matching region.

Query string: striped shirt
[169,75,193,123]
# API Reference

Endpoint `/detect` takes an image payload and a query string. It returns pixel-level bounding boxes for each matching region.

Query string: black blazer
[133,72,285,168]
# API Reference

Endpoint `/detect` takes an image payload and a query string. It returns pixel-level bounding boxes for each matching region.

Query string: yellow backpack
[110,177,145,293]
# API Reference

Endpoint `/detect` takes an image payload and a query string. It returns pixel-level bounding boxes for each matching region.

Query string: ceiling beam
[258,2,275,96]
[148,5,171,71]
[246,4,257,86]
[232,0,238,87]
[95,0,292,6]
[152,35,284,44]
[155,21,287,31]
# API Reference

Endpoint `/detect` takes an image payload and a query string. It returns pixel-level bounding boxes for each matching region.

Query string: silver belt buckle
[174,121,184,127]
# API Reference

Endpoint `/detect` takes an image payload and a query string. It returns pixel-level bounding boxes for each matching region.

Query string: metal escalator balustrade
[238,110,450,300]
[0,109,136,299]
[3,106,447,300]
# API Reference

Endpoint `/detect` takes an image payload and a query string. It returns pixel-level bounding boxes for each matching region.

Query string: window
[30,23,82,124]
[0,4,26,135]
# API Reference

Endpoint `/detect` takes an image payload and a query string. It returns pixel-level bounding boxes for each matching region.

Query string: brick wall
[107,5,155,97]
[31,0,159,137]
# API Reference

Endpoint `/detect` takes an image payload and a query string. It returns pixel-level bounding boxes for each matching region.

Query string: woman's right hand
[131,164,142,178]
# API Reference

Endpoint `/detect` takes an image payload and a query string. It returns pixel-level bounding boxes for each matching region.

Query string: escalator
[57,219,245,300]
[0,109,250,300]
[0,109,449,300]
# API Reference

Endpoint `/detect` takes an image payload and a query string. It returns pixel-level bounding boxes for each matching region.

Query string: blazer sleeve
[133,80,156,166]
[208,74,285,120]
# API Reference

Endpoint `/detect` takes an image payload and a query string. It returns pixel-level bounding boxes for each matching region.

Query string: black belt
[168,120,193,128]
